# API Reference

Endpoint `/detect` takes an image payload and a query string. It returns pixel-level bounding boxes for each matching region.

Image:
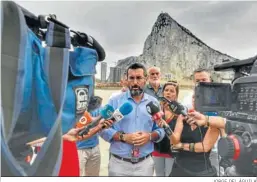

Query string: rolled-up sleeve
[152,122,165,143]
[99,127,118,142]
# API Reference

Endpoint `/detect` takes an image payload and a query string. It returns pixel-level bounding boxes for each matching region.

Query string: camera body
[194,56,257,176]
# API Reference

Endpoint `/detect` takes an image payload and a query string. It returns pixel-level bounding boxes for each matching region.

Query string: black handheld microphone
[159,97,187,116]
[146,101,173,137]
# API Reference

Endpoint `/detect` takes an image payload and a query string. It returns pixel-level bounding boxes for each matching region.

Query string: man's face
[194,71,211,84]
[120,77,128,92]
[127,68,147,97]
[148,68,161,86]
[120,77,127,87]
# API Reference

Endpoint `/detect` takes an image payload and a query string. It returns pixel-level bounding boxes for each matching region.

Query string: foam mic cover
[146,101,163,121]
[119,102,133,116]
[78,104,114,136]
[146,101,173,137]
[108,102,133,124]
[159,97,187,117]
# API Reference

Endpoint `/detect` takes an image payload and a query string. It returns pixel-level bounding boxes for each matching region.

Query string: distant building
[109,67,115,83]
[109,67,122,83]
[101,62,107,82]
[114,67,122,83]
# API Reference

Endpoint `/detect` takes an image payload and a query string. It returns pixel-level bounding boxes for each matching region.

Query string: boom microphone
[146,101,173,136]
[78,104,114,136]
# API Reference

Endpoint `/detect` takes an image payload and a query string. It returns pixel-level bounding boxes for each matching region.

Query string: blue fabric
[100,91,165,158]
[69,47,98,76]
[76,107,101,149]
[204,112,218,116]
[17,29,58,135]
[61,47,98,134]
[30,32,57,134]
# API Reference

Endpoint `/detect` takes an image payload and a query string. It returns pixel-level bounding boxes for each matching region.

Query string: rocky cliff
[114,13,238,81]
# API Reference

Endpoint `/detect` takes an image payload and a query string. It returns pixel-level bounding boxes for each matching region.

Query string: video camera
[20,5,106,62]
[195,55,257,176]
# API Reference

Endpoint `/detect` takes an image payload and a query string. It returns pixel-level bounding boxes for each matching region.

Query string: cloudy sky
[16,1,257,78]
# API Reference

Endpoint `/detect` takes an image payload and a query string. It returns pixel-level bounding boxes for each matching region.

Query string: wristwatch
[119,132,126,142]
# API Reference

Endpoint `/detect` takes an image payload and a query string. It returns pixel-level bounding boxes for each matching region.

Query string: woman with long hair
[152,80,179,176]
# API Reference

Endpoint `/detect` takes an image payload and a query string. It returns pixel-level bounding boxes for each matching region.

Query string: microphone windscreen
[100,104,115,119]
[169,101,187,116]
[119,102,133,116]
[146,101,160,115]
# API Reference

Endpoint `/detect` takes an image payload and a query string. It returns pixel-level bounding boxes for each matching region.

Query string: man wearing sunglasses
[144,66,163,99]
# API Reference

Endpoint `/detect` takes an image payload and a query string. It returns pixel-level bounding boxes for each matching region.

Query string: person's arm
[170,115,184,145]
[98,97,119,142]
[181,126,220,153]
[151,122,165,143]
[187,111,226,129]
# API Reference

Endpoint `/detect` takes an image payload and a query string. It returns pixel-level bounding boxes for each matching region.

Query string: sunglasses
[164,80,179,87]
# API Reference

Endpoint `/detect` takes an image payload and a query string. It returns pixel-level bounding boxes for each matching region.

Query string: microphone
[107,102,133,124]
[146,101,173,137]
[78,102,133,136]
[75,111,93,129]
[160,97,199,127]
[159,97,187,116]
[78,104,114,136]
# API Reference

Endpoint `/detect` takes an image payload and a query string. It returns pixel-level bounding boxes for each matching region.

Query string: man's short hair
[147,66,161,74]
[193,68,210,74]
[193,67,213,82]
[126,63,147,77]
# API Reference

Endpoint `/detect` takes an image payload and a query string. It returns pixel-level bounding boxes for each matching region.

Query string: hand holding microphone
[159,97,187,117]
[78,102,133,137]
[159,97,199,127]
[77,104,115,136]
[146,101,174,137]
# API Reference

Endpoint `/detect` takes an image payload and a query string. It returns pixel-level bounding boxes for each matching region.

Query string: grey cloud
[16,1,257,61]
[172,1,257,58]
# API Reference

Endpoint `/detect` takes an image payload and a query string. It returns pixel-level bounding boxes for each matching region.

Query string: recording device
[146,101,173,137]
[159,97,188,116]
[195,56,257,176]
[78,102,133,136]
[78,104,114,136]
[19,7,106,61]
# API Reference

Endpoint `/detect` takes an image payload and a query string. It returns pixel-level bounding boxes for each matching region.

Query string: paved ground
[99,138,110,176]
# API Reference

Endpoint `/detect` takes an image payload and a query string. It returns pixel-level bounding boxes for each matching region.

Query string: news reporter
[152,80,179,176]
[167,112,220,176]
